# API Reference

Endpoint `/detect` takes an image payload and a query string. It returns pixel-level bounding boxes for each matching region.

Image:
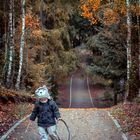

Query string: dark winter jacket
[30,100,61,127]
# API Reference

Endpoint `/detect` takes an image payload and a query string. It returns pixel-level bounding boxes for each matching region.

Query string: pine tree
[86,26,127,104]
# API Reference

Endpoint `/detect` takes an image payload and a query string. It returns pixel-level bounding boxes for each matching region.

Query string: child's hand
[57,118,62,121]
[55,118,62,123]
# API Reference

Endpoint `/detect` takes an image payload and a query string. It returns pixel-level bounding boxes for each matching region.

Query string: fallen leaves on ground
[111,102,140,136]
[0,102,33,137]
[0,87,34,137]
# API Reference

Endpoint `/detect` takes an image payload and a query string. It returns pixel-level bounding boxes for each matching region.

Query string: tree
[138,0,140,96]
[86,26,127,104]
[40,0,44,63]
[6,0,15,88]
[15,0,25,90]
[80,0,140,102]
[125,0,140,100]
[125,0,132,101]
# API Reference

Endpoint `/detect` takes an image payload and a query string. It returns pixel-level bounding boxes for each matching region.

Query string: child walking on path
[30,86,61,140]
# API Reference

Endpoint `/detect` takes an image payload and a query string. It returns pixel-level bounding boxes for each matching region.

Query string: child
[30,86,61,140]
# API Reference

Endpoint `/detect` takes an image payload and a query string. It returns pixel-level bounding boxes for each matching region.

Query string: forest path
[6,109,123,140]
[69,75,93,108]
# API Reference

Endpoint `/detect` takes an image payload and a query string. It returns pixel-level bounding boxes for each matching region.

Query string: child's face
[39,98,48,103]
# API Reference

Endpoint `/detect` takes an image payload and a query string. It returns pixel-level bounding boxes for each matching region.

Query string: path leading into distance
[69,75,94,108]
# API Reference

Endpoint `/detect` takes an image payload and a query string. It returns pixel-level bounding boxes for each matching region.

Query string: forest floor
[0,87,34,137]
[0,86,140,139]
[111,102,140,139]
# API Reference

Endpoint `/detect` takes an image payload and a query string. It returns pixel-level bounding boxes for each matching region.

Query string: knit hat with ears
[35,85,51,99]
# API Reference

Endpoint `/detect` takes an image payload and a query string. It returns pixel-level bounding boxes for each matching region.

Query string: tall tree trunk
[6,0,14,88]
[113,79,118,105]
[40,0,44,63]
[126,0,140,100]
[125,0,131,101]
[15,0,25,90]
[137,0,140,97]
[2,0,8,82]
[11,0,16,88]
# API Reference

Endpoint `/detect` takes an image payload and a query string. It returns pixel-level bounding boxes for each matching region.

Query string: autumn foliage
[80,0,121,25]
[80,0,100,24]
[103,8,120,25]
[80,0,140,25]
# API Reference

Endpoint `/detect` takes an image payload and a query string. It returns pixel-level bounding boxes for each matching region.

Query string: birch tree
[6,0,15,87]
[125,0,131,100]
[2,0,8,80]
[15,0,25,90]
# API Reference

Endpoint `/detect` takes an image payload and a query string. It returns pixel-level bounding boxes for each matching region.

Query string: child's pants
[38,125,58,140]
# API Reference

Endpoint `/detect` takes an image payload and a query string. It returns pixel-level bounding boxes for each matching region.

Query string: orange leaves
[90,0,100,12]
[82,0,100,11]
[80,0,100,25]
[80,0,121,25]
[103,8,119,25]
[113,0,126,16]
[130,5,140,16]
[25,14,34,28]
[32,30,42,37]
[25,12,39,30]
[80,0,140,26]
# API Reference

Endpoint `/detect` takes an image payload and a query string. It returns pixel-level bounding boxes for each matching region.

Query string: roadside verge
[107,111,128,140]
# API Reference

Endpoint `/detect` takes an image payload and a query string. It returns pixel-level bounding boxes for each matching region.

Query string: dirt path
[59,72,112,108]
[6,109,123,140]
[70,76,93,108]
